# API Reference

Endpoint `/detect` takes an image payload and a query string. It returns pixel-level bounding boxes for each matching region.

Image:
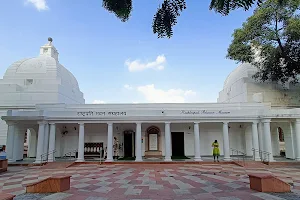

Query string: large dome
[223,63,258,89]
[3,39,80,90]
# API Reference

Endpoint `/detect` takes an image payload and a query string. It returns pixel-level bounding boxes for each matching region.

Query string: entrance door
[124,131,134,157]
[171,132,185,157]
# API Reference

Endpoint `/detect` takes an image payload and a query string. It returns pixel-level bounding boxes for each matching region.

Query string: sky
[0,0,254,104]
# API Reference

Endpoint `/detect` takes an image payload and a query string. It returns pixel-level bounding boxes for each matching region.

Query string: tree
[102,0,265,38]
[227,0,300,84]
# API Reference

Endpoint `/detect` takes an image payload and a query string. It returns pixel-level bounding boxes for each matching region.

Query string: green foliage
[101,0,266,38]
[227,0,300,84]
[102,0,132,22]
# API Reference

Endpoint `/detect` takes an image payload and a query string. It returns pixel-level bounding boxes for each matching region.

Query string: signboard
[149,134,158,151]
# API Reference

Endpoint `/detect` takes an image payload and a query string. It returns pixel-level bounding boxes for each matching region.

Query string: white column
[252,122,261,161]
[34,122,45,163]
[76,123,85,162]
[294,119,300,161]
[43,123,49,161]
[106,123,113,162]
[48,123,56,162]
[6,122,16,163]
[258,122,264,152]
[263,119,274,162]
[135,122,142,161]
[164,122,172,161]
[194,122,202,161]
[222,122,231,161]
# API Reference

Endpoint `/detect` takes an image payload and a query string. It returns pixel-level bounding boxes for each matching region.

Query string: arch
[146,126,160,135]
[146,126,160,151]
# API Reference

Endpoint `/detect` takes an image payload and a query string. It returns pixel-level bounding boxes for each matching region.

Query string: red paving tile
[1,163,300,199]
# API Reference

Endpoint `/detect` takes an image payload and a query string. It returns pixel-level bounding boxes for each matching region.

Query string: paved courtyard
[1,163,300,199]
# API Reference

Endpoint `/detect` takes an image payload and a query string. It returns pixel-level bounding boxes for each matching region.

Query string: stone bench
[0,192,15,200]
[0,159,8,173]
[248,173,291,193]
[26,175,71,193]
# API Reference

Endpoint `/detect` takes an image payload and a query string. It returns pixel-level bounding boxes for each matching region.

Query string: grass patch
[117,157,136,160]
[171,156,190,160]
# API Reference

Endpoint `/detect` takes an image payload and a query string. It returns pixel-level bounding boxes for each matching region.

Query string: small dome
[223,63,257,89]
[3,40,80,90]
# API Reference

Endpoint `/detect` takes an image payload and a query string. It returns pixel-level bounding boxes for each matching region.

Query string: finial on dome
[48,37,53,42]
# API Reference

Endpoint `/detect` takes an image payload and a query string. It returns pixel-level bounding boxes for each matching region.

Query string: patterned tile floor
[1,164,300,199]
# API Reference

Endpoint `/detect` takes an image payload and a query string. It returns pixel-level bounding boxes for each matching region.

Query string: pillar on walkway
[164,122,172,161]
[6,122,16,163]
[252,122,261,161]
[263,119,274,162]
[106,123,113,162]
[135,123,142,161]
[194,122,202,161]
[48,123,56,162]
[43,123,49,161]
[295,119,300,161]
[222,122,231,161]
[34,122,45,163]
[76,123,85,162]
[258,122,264,152]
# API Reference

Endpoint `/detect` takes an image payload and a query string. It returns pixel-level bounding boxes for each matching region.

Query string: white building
[1,39,300,163]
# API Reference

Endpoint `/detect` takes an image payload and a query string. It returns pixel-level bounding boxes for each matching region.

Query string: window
[25,79,33,85]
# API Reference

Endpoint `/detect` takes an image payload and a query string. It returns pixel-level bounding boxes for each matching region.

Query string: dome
[223,63,258,89]
[3,39,80,90]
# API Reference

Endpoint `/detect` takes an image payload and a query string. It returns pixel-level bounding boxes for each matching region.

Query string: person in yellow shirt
[212,140,220,162]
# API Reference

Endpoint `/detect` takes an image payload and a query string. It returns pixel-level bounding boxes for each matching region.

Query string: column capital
[165,122,171,125]
[261,119,271,123]
[107,122,113,126]
[49,122,55,125]
[6,121,16,126]
[136,122,142,126]
[38,121,47,125]
[78,122,85,125]
[223,121,229,125]
[252,121,259,125]
[193,122,200,124]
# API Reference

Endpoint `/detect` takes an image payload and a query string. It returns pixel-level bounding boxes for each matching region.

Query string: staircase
[41,161,75,169]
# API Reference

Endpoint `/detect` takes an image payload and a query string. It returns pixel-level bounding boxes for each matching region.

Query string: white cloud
[125,55,166,72]
[26,0,48,11]
[124,84,133,90]
[137,84,196,103]
[92,100,106,104]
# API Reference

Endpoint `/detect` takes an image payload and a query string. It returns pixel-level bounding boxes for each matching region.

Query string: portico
[3,103,300,164]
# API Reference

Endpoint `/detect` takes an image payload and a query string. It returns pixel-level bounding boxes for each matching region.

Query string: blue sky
[0,0,254,104]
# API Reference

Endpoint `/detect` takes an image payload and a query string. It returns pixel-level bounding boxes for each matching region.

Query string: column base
[194,157,202,161]
[47,159,55,162]
[8,159,16,163]
[295,158,300,161]
[223,157,231,161]
[164,157,172,162]
[253,157,261,161]
[105,158,114,162]
[76,159,85,162]
[33,160,44,164]
[135,158,143,162]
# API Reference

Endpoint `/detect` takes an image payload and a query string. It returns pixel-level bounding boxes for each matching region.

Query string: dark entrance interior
[124,130,135,157]
[171,132,185,156]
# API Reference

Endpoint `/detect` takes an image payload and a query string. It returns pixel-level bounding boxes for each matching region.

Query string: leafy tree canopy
[102,0,265,38]
[227,0,300,84]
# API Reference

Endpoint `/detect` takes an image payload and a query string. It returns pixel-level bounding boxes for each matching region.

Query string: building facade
[1,39,300,163]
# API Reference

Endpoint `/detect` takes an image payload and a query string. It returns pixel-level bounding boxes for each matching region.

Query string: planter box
[26,176,71,193]
[248,173,291,193]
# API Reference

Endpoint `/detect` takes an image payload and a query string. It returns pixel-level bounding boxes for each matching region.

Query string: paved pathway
[1,164,300,199]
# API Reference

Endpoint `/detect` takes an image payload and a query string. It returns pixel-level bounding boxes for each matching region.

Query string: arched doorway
[145,126,162,158]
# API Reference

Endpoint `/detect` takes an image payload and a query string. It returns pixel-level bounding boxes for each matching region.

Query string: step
[41,162,75,169]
